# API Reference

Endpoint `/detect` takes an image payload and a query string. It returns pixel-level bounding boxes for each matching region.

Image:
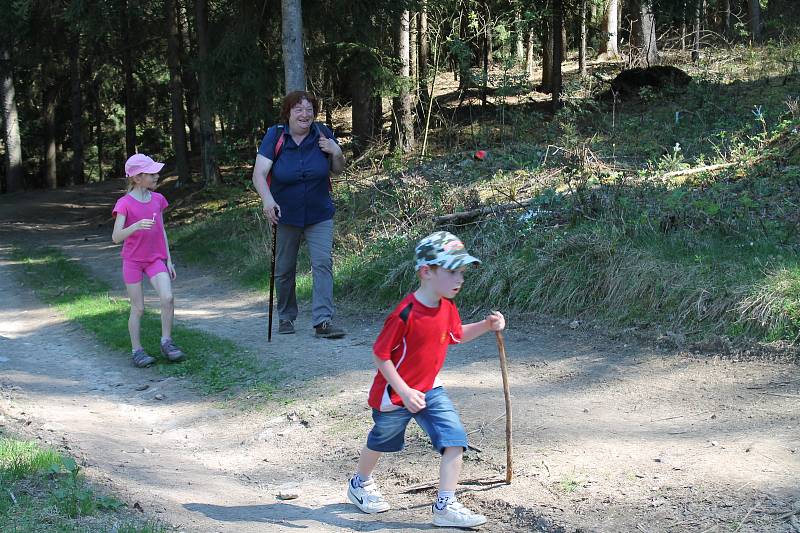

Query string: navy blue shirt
[257,123,336,228]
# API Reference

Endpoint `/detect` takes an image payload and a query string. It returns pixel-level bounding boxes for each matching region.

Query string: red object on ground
[474,150,487,160]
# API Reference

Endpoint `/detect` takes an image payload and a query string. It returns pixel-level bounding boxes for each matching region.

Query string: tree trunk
[579,0,588,76]
[603,0,620,58]
[93,76,104,182]
[166,0,190,185]
[410,11,418,104]
[178,0,200,154]
[417,5,430,113]
[515,10,525,61]
[692,0,703,62]
[194,0,220,186]
[0,47,23,192]
[481,21,489,106]
[636,0,659,66]
[43,77,57,189]
[551,0,564,110]
[748,0,762,43]
[281,0,305,92]
[392,10,414,152]
[719,0,731,39]
[541,19,553,93]
[123,0,136,158]
[69,36,84,185]
[350,75,373,156]
[525,30,535,80]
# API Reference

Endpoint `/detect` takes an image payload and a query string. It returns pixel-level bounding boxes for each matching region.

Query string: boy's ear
[417,265,432,279]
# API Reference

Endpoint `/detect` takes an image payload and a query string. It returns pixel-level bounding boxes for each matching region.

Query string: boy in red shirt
[347,231,505,528]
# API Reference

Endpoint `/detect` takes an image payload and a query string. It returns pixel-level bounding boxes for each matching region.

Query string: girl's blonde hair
[126,173,143,191]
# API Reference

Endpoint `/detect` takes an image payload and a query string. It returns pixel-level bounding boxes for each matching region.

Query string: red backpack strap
[266,126,286,188]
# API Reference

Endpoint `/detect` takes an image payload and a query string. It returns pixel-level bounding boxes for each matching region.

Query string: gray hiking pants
[275,218,335,327]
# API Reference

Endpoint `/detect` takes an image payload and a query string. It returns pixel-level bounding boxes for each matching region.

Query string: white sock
[435,491,455,510]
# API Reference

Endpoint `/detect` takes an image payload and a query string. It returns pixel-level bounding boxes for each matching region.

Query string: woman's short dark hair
[280,91,319,123]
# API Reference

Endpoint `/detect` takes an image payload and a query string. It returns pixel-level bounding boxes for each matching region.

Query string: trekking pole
[494,329,513,484]
[268,220,277,342]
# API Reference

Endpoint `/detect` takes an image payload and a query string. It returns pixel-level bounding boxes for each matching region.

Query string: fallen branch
[659,162,737,180]
[402,476,508,494]
[434,198,536,225]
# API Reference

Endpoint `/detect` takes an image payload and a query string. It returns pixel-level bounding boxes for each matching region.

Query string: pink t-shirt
[112,192,169,262]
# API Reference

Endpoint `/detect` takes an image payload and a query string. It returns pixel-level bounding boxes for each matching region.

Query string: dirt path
[1,182,798,532]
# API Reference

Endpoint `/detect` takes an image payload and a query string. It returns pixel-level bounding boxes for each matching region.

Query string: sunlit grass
[10,246,283,395]
[0,431,171,532]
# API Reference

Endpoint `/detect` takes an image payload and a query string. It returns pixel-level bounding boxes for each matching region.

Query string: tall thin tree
[0,47,23,192]
[603,0,620,59]
[579,0,588,76]
[282,0,305,92]
[166,0,190,185]
[123,0,137,158]
[194,0,220,185]
[69,35,85,185]
[551,0,564,110]
[392,9,414,152]
[748,0,762,43]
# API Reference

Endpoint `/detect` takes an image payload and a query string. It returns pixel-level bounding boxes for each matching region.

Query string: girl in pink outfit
[112,154,185,368]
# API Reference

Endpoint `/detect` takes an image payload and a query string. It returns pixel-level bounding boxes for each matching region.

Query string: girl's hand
[167,262,176,280]
[400,388,427,413]
[318,133,341,156]
[136,218,155,231]
[486,311,506,332]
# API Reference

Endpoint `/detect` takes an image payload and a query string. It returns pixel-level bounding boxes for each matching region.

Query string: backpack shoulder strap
[267,125,286,188]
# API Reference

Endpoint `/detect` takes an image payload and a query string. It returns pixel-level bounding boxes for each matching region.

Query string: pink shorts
[122,259,168,284]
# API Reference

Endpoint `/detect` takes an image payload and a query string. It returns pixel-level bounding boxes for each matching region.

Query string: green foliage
[0,431,168,531]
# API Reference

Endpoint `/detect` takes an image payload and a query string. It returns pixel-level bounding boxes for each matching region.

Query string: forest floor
[0,180,798,532]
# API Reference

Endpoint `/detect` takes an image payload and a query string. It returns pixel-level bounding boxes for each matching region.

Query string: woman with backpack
[252,91,346,339]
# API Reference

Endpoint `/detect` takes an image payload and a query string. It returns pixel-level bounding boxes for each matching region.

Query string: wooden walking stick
[495,330,513,484]
[268,222,277,342]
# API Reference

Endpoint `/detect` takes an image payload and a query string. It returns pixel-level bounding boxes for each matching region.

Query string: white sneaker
[432,500,487,528]
[347,477,391,514]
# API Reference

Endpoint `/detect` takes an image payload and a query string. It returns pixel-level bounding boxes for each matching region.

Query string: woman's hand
[263,198,281,225]
[318,133,342,157]
[167,261,177,280]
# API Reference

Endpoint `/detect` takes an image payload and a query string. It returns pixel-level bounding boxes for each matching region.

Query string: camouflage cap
[414,231,481,271]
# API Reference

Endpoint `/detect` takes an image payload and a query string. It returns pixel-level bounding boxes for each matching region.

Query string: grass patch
[163,43,800,344]
[0,430,170,532]
[10,246,283,396]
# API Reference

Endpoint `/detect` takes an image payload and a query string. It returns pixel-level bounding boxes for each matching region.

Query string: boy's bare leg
[149,272,174,339]
[432,446,487,527]
[125,282,145,349]
[439,446,463,491]
[356,446,382,479]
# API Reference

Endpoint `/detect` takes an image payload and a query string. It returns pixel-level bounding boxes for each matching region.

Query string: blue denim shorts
[366,387,468,454]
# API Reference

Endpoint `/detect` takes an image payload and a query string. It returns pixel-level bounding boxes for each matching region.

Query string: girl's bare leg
[149,272,174,339]
[125,282,145,350]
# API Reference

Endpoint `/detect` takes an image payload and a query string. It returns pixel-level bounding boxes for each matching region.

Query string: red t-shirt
[368,293,463,411]
[112,192,169,262]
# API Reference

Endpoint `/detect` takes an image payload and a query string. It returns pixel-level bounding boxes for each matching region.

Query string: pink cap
[125,154,164,177]
[474,150,487,161]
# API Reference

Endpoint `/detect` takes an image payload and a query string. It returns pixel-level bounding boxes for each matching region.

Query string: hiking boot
[278,319,295,335]
[314,320,346,339]
[432,500,487,528]
[132,348,156,368]
[160,338,185,362]
[347,477,390,514]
